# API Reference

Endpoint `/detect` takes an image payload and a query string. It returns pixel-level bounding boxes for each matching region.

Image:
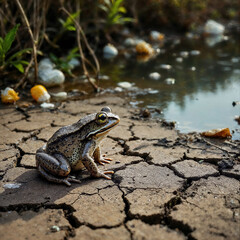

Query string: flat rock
[131,122,178,140]
[170,195,240,240]
[126,140,185,165]
[72,186,125,227]
[222,164,240,179]
[126,189,175,218]
[0,146,19,171]
[74,225,130,240]
[18,139,45,154]
[0,124,28,144]
[127,219,186,240]
[21,154,36,167]
[116,162,184,190]
[0,209,70,240]
[186,176,240,196]
[171,160,219,179]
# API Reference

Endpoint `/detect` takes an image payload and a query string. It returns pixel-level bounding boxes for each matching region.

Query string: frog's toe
[102,171,114,180]
[99,158,112,165]
[63,179,72,186]
[95,170,114,180]
[67,176,81,184]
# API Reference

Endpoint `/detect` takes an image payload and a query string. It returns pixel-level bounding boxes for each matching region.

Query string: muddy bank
[0,95,239,240]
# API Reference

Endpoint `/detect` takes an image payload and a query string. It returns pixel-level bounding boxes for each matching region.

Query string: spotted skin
[36,107,120,186]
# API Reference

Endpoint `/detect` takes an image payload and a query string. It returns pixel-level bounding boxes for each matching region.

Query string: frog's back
[47,113,96,146]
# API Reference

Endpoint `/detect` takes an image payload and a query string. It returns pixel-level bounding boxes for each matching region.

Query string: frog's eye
[96,112,108,124]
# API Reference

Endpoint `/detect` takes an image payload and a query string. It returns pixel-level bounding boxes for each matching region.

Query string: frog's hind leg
[36,152,81,186]
[38,165,80,186]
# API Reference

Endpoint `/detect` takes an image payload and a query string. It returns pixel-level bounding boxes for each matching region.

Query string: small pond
[64,34,240,140]
[98,34,240,140]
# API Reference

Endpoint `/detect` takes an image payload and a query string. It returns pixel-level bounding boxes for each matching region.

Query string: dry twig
[15,0,38,88]
[60,6,99,92]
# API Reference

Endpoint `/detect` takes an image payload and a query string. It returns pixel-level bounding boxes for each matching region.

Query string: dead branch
[60,6,99,92]
[15,0,38,87]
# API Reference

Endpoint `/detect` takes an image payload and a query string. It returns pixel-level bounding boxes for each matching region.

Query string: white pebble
[40,102,55,109]
[103,44,118,58]
[160,64,172,70]
[190,50,200,56]
[51,92,67,100]
[4,183,22,189]
[38,58,55,71]
[176,57,183,63]
[165,78,175,85]
[117,82,133,89]
[149,72,161,80]
[204,20,225,35]
[231,58,239,63]
[190,67,196,71]
[124,38,136,47]
[114,87,123,92]
[38,69,65,87]
[68,58,80,69]
[180,51,189,58]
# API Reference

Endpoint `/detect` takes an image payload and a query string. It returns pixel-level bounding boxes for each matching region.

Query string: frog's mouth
[86,118,120,139]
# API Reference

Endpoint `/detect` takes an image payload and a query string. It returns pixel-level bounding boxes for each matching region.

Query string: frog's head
[86,106,120,139]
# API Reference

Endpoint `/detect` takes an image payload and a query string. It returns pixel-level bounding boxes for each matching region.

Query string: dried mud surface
[0,95,239,240]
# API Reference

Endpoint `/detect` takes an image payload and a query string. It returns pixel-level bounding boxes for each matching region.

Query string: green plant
[58,10,81,32]
[49,47,80,75]
[99,0,133,28]
[0,24,31,73]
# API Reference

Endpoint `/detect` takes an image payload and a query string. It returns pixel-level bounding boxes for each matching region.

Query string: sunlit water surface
[64,35,240,139]
[98,35,240,139]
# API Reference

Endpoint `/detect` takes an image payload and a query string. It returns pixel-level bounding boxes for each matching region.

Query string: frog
[36,106,120,186]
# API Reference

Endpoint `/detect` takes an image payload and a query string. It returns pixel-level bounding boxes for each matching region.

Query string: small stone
[124,38,136,47]
[141,109,151,118]
[50,225,60,232]
[3,183,22,189]
[165,78,175,84]
[204,19,225,35]
[117,81,133,89]
[180,51,189,58]
[160,64,172,70]
[222,165,240,179]
[190,50,200,56]
[68,57,80,69]
[40,102,55,109]
[103,44,118,58]
[38,69,65,87]
[51,92,67,100]
[149,72,161,80]
[218,159,234,170]
[176,57,183,63]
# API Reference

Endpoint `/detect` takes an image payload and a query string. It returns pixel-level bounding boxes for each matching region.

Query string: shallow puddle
[97,35,240,139]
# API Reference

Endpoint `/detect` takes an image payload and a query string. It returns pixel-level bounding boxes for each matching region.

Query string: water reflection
[99,35,240,139]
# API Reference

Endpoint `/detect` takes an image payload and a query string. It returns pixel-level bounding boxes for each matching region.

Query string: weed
[0,24,31,73]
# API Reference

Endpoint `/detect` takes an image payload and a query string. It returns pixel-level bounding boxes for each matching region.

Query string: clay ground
[0,95,239,240]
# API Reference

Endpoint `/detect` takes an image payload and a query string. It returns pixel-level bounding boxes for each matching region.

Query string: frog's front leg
[93,146,113,165]
[82,141,114,179]
[36,149,81,186]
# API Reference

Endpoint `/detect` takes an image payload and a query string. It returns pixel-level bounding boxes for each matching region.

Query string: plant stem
[15,0,38,85]
[60,6,99,92]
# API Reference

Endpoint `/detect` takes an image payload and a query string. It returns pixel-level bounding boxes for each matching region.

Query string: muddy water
[97,35,240,139]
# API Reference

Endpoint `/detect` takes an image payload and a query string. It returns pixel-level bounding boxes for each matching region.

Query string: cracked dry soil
[0,95,240,240]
